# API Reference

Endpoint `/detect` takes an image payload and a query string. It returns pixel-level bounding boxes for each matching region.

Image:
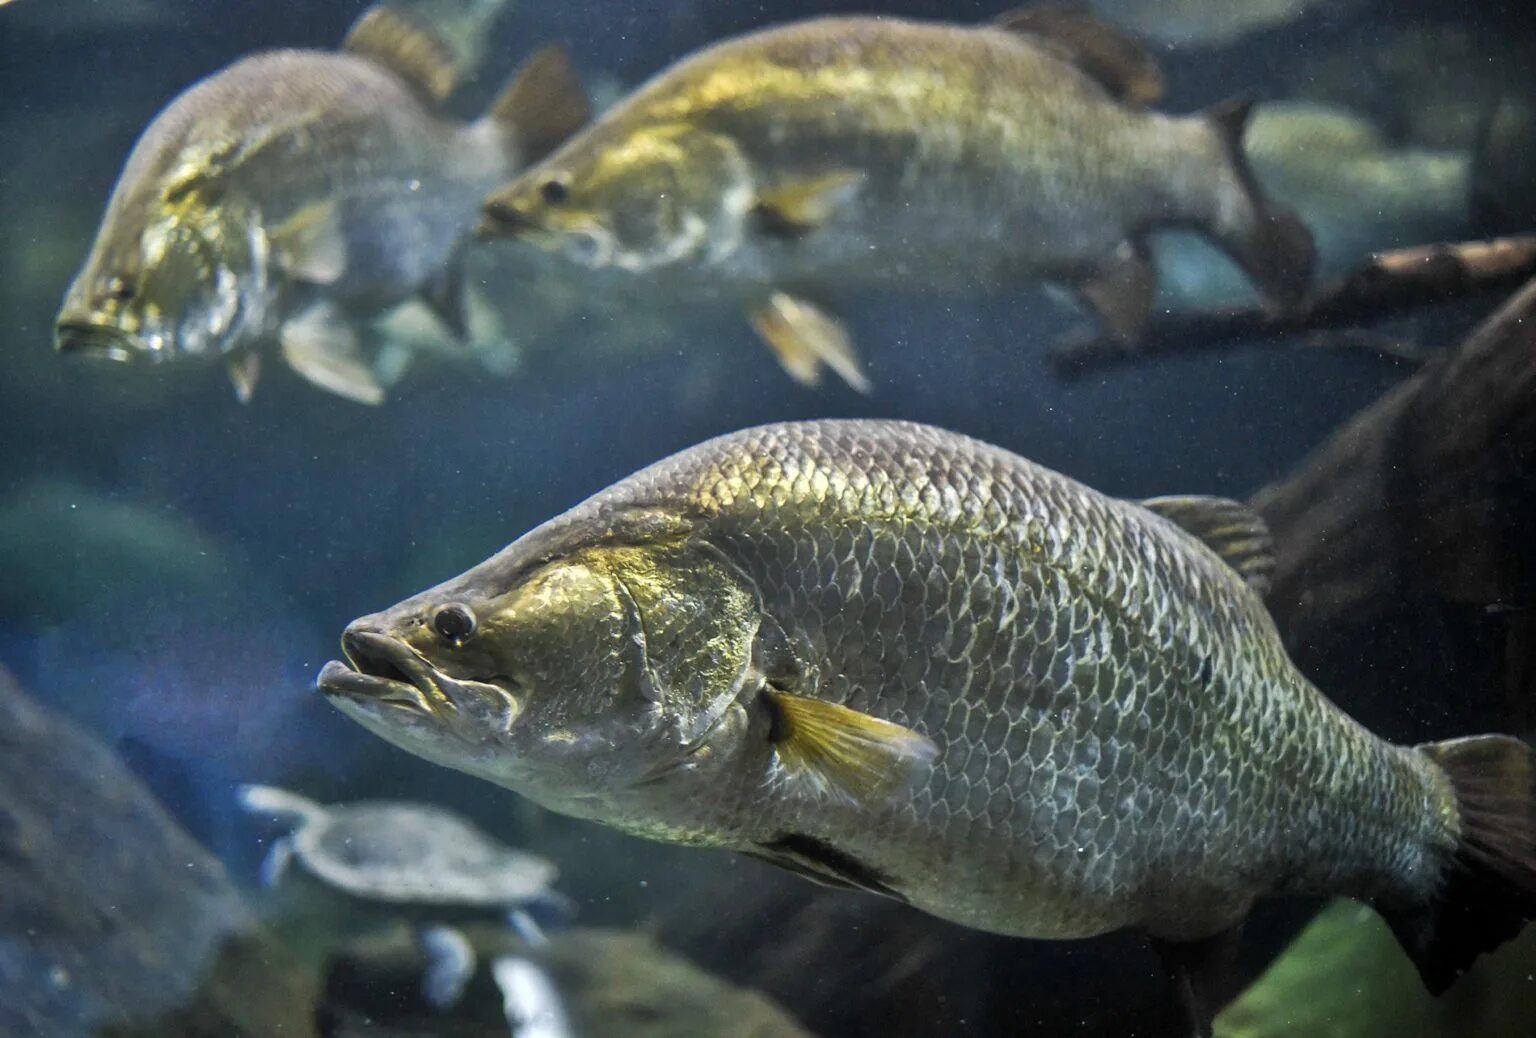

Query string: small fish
[55,5,589,404]
[320,419,1535,1036]
[479,6,1314,391]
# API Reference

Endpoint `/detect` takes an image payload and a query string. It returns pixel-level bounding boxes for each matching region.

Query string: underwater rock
[318,923,812,1037]
[1216,900,1536,1037]
[1472,95,1536,236]
[0,664,316,1037]
[1293,20,1536,153]
[1092,0,1362,48]
[0,478,239,629]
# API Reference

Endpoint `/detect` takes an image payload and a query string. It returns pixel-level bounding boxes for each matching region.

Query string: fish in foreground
[479,6,1315,392]
[54,5,588,404]
[320,419,1536,1035]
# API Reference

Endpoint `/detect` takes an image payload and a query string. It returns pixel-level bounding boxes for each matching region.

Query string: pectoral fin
[280,304,385,405]
[227,353,261,403]
[1139,495,1275,594]
[748,292,870,393]
[753,171,865,236]
[270,201,346,285]
[763,688,937,805]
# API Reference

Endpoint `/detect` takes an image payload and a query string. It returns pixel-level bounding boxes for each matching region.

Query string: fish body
[482,10,1314,389]
[322,420,1536,1028]
[55,6,587,403]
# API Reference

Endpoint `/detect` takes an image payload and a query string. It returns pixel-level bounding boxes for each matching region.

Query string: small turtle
[239,783,564,1008]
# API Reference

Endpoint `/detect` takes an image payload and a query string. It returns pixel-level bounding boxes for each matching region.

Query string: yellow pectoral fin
[754,171,865,235]
[270,201,346,286]
[765,689,937,805]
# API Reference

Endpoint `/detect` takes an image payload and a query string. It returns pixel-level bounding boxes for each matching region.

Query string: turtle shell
[295,801,556,905]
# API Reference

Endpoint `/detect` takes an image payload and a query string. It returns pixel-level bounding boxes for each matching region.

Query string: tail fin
[1386,735,1536,993]
[1204,96,1316,313]
[485,45,591,167]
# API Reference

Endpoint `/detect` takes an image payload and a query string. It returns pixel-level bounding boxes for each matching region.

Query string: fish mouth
[317,630,446,716]
[476,199,537,239]
[54,321,137,362]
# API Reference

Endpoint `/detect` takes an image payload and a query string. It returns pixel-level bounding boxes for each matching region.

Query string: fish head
[55,163,269,365]
[320,531,763,823]
[481,123,752,273]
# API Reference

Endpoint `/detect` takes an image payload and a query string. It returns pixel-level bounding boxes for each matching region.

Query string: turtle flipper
[259,835,296,889]
[237,783,327,826]
[420,925,478,1009]
[492,955,571,1038]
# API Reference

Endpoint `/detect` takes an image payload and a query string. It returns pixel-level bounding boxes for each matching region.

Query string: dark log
[1252,274,1536,684]
[1051,235,1536,378]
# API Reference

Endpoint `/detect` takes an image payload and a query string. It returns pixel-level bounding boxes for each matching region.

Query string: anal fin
[1151,927,1243,1038]
[748,292,870,393]
[1073,239,1154,341]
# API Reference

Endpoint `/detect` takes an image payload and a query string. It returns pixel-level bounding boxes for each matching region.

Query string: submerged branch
[1050,234,1536,378]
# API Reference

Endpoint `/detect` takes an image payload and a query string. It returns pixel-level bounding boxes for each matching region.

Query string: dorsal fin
[488,45,592,165]
[1139,495,1276,594]
[343,5,461,104]
[993,3,1164,106]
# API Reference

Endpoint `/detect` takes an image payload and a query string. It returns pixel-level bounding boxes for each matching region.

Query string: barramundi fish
[319,419,1536,1035]
[478,7,1315,392]
[54,5,588,404]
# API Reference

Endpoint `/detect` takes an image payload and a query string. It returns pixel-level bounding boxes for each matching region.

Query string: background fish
[54,5,588,404]
[480,7,1315,391]
[319,419,1536,1035]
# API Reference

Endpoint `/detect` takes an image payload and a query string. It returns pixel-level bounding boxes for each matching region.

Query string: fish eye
[104,276,135,301]
[432,604,477,644]
[540,178,569,205]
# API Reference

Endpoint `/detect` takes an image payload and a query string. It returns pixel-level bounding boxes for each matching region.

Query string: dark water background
[2,1,1534,1035]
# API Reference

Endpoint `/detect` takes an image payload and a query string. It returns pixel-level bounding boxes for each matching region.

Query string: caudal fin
[1386,734,1536,993]
[1204,96,1316,313]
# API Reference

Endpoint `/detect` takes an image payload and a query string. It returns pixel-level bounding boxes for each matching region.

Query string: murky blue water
[2,1,1534,1035]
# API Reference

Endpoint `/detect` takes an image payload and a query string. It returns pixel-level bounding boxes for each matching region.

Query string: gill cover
[599,542,762,746]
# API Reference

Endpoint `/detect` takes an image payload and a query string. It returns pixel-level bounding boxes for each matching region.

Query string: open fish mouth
[317,630,446,716]
[476,200,539,239]
[54,321,137,362]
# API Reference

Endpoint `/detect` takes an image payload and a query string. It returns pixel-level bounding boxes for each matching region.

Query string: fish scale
[587,420,1450,937]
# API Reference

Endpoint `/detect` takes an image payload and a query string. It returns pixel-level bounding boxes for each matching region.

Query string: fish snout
[54,319,136,362]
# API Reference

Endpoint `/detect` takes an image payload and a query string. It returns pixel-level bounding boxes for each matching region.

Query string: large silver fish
[479,7,1315,391]
[319,419,1536,1034]
[54,6,588,403]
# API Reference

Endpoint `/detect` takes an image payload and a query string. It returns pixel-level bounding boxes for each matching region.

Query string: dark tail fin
[1385,734,1536,993]
[1204,96,1316,313]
